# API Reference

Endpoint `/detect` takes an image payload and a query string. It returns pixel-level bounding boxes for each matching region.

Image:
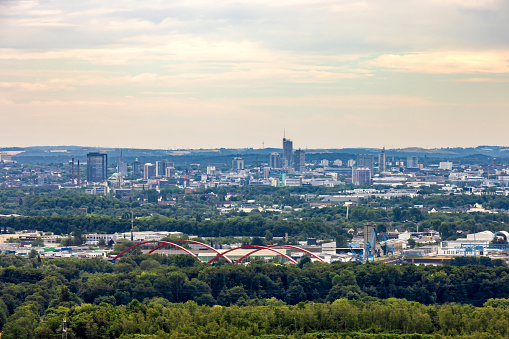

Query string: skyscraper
[282,137,293,167]
[117,150,127,183]
[133,158,141,179]
[294,149,305,172]
[144,163,156,180]
[378,148,386,173]
[407,156,419,169]
[356,154,374,174]
[87,152,108,182]
[353,168,372,185]
[232,157,244,170]
[269,152,281,168]
[156,160,169,177]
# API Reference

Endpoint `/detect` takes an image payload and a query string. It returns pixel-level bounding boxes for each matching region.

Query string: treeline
[385,193,509,210]
[0,214,348,240]
[1,188,509,240]
[1,255,509,337]
[4,298,509,339]
[1,255,508,314]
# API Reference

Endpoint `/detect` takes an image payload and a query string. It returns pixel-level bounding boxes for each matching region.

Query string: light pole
[131,211,134,241]
[62,319,68,339]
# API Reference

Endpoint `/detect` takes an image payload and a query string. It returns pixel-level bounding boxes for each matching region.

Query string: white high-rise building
[407,156,419,169]
[439,162,453,170]
[378,148,386,172]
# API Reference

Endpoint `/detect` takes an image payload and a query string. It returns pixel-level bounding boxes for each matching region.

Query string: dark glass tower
[87,152,108,182]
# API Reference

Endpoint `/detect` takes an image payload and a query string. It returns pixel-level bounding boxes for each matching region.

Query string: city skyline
[1,0,508,149]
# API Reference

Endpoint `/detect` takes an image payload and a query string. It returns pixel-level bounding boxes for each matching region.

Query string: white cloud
[368,51,509,74]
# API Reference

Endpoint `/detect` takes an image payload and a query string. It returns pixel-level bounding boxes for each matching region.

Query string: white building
[439,162,453,170]
[466,231,495,242]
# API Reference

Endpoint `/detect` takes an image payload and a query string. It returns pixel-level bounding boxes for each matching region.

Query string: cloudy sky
[1,0,508,149]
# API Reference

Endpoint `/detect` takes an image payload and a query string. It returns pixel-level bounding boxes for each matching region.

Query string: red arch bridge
[110,240,326,264]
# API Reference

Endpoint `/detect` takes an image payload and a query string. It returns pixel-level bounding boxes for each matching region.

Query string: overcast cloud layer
[1,0,508,149]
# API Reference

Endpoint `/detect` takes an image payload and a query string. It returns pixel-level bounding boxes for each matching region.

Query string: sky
[1,0,508,150]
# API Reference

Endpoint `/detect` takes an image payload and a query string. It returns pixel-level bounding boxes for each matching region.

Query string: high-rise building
[282,137,293,167]
[294,149,305,172]
[133,158,141,179]
[347,159,356,167]
[439,161,453,170]
[378,148,386,173]
[206,166,216,175]
[144,163,156,180]
[353,168,372,185]
[270,152,281,169]
[87,152,107,182]
[165,167,176,178]
[117,151,127,184]
[333,159,343,167]
[407,156,419,169]
[156,160,169,177]
[232,157,244,170]
[357,154,374,174]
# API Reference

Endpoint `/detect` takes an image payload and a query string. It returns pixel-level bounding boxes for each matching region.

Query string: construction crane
[363,227,377,263]
[382,233,394,257]
[348,224,377,263]
[348,243,364,262]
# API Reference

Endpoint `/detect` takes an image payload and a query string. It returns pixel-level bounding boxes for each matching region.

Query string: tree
[438,222,454,239]
[29,249,38,259]
[251,237,264,246]
[97,238,106,246]
[264,230,273,242]
[32,237,44,247]
[407,238,416,249]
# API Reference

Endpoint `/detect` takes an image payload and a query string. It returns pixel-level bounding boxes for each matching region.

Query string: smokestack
[71,158,75,184]
[77,160,80,186]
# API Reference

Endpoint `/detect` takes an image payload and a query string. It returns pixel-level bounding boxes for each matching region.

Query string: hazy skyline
[1,0,508,149]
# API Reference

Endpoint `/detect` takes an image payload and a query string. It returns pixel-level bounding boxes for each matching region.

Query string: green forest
[0,255,508,338]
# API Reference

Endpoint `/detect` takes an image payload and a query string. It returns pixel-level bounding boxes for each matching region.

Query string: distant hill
[1,145,507,165]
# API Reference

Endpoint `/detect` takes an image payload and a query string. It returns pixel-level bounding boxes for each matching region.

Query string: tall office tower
[132,158,141,179]
[269,152,281,168]
[156,159,169,177]
[117,150,127,183]
[357,154,374,174]
[407,156,419,169]
[378,148,387,173]
[282,137,293,167]
[165,167,176,178]
[143,163,156,180]
[353,168,372,185]
[232,157,244,170]
[87,152,107,182]
[294,149,305,172]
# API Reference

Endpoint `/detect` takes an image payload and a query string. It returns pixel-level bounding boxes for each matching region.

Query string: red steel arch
[207,245,298,264]
[147,239,233,263]
[111,241,202,262]
[234,244,326,263]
